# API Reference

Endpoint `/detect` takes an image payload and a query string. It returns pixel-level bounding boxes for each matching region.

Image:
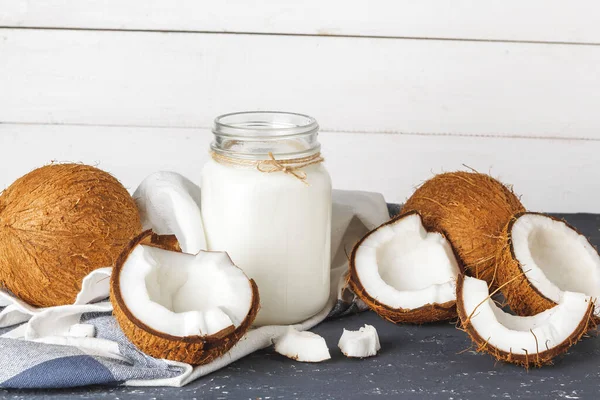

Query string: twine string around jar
[210,151,324,185]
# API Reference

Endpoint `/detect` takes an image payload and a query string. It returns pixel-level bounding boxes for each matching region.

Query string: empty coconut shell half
[110,230,259,365]
[348,211,461,324]
[496,212,600,317]
[402,171,524,288]
[457,275,594,368]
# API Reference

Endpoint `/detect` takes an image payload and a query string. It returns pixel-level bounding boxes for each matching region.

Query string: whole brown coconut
[0,163,142,307]
[402,171,524,288]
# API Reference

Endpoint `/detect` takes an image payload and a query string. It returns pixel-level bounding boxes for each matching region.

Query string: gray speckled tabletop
[1,213,599,400]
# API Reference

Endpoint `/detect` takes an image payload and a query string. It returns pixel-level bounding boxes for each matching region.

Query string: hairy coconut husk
[456,274,595,368]
[348,211,461,324]
[111,230,260,365]
[495,212,599,318]
[402,171,524,288]
[0,163,142,307]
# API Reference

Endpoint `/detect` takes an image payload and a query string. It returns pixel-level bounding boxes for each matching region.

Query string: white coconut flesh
[511,214,600,307]
[119,244,253,337]
[134,171,207,254]
[274,327,331,362]
[354,213,460,309]
[461,276,591,355]
[338,324,381,358]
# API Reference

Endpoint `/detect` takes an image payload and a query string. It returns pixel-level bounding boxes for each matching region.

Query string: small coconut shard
[111,231,259,365]
[338,325,381,358]
[402,171,524,288]
[497,212,600,317]
[348,211,460,324]
[457,275,594,368]
[274,327,331,363]
[134,171,206,254]
[0,163,142,307]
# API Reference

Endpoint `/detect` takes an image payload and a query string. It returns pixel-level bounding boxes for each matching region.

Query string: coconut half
[348,211,461,324]
[497,212,600,317]
[110,230,259,365]
[274,327,331,362]
[338,324,381,358]
[457,275,594,367]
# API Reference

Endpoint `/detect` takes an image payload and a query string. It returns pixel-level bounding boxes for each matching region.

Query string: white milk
[201,159,332,326]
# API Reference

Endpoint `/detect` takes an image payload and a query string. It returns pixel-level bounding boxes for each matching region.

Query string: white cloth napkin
[0,180,389,387]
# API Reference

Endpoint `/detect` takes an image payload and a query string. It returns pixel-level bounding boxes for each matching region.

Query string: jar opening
[214,111,318,138]
[211,111,321,160]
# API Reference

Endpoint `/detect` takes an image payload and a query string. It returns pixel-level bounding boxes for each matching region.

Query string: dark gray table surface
[1,213,600,400]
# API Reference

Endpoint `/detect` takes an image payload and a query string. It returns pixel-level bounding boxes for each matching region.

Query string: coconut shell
[111,230,260,365]
[347,211,460,324]
[495,212,599,318]
[456,274,595,368]
[402,171,525,288]
[0,163,142,307]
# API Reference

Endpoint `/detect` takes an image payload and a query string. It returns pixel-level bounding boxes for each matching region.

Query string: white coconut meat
[274,327,331,362]
[353,213,460,310]
[461,276,592,356]
[511,213,600,303]
[119,244,253,337]
[134,171,207,254]
[511,213,600,309]
[338,324,381,358]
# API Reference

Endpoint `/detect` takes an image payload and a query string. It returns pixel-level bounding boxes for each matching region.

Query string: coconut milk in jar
[201,112,332,326]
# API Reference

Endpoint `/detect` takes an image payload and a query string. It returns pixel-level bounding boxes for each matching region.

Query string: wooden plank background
[1,1,599,212]
[2,0,599,44]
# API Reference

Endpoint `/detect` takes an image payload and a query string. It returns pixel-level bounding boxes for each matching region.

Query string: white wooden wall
[1,1,599,212]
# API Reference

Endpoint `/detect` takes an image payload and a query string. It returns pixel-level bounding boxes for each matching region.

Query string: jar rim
[213,111,319,139]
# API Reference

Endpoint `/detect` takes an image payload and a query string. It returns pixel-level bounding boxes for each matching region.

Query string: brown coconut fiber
[402,171,525,288]
[456,274,595,368]
[347,211,460,324]
[111,230,260,365]
[0,163,142,307]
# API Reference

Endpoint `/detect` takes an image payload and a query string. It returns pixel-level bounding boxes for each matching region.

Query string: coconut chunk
[338,325,381,358]
[68,324,95,338]
[134,171,206,254]
[274,327,331,362]
[457,275,594,367]
[110,231,259,365]
[348,211,460,323]
[497,212,600,317]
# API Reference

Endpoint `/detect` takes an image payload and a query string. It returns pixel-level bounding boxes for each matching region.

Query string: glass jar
[201,111,332,326]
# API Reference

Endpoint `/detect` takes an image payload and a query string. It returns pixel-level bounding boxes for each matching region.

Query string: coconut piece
[496,212,600,317]
[274,327,331,362]
[348,211,460,324]
[0,163,142,307]
[338,324,381,358]
[134,171,206,254]
[68,324,95,338]
[402,171,524,288]
[110,230,259,365]
[457,275,594,368]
